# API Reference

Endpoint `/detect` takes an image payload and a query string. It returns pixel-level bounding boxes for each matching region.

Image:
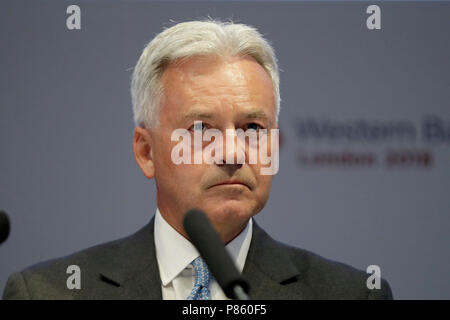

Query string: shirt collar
[154,208,252,286]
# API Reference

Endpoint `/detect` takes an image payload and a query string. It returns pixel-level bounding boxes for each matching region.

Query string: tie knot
[191,256,211,288]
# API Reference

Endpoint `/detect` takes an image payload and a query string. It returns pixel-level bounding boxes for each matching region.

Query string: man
[3,20,393,300]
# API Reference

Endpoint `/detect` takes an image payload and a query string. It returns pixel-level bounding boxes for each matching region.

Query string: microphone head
[183,208,250,299]
[0,210,11,245]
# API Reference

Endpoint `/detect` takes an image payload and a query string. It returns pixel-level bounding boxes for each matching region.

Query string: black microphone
[0,210,11,245]
[183,209,250,300]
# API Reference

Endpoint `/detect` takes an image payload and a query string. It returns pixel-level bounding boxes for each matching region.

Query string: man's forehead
[162,55,272,90]
[159,55,276,123]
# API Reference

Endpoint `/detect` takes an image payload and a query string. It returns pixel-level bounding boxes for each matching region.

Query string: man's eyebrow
[243,110,268,120]
[183,111,214,120]
[183,110,269,120]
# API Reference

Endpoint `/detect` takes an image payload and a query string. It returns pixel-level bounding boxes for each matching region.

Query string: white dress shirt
[154,208,253,300]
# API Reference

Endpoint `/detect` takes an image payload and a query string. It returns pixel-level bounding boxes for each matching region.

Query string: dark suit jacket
[2,218,393,299]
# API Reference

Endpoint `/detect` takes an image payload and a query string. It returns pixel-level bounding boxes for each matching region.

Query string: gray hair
[130,19,280,128]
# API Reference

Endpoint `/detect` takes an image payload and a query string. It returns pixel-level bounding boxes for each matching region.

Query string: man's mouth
[209,180,251,190]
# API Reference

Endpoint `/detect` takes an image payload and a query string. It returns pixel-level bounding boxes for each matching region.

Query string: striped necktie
[186,256,212,300]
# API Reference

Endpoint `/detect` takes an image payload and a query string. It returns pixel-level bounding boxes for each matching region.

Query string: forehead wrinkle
[186,83,263,109]
[184,85,271,121]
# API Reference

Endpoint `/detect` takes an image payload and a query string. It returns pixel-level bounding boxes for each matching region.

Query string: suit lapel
[93,217,162,299]
[242,221,314,300]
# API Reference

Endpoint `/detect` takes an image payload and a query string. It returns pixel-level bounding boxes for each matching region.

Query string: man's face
[136,55,277,242]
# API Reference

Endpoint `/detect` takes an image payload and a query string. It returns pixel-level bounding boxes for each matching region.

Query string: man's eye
[246,123,263,131]
[190,122,207,132]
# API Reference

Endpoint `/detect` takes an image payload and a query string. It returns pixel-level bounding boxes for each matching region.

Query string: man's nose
[218,128,245,166]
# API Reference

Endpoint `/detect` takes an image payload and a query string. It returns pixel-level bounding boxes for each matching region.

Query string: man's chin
[203,207,253,243]
[202,202,254,224]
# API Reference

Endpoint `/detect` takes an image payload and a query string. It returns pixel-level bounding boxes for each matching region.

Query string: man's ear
[133,126,155,179]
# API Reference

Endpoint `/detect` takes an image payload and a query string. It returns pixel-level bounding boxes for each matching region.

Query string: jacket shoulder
[277,241,393,299]
[2,232,137,300]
